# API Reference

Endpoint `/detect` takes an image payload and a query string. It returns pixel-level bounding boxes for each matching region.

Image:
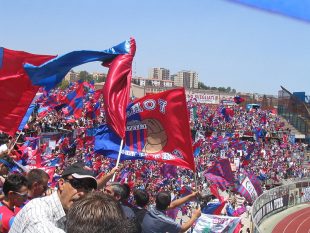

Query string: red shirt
[0,202,15,233]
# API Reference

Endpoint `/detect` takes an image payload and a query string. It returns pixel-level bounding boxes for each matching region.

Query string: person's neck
[2,198,14,210]
[57,189,68,214]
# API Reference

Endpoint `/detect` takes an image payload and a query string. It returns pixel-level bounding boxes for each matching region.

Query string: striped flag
[238,173,263,203]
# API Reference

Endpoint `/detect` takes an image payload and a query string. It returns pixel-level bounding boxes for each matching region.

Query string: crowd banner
[186,93,220,104]
[192,214,241,233]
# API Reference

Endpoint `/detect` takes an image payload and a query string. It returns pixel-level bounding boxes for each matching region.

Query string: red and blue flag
[95,88,196,171]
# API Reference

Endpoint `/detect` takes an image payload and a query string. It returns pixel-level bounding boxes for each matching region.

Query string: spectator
[141,191,201,233]
[104,182,136,219]
[132,188,150,224]
[0,174,28,233]
[67,192,140,233]
[0,155,14,200]
[26,169,49,199]
[9,162,97,233]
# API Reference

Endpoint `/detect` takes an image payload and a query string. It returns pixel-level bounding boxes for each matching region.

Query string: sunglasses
[13,191,28,199]
[64,178,94,192]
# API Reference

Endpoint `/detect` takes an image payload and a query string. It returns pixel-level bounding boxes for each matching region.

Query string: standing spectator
[132,189,150,224]
[9,162,97,233]
[141,191,201,233]
[104,182,136,219]
[0,174,28,233]
[66,192,140,233]
[26,169,49,199]
[0,155,14,200]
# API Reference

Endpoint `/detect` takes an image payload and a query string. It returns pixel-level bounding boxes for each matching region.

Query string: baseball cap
[62,162,97,189]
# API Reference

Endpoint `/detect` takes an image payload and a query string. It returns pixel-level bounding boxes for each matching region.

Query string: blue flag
[18,104,36,131]
[24,40,130,90]
[228,0,310,22]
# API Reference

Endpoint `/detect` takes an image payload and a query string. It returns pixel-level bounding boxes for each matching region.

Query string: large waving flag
[62,82,85,118]
[95,88,196,171]
[103,37,136,139]
[0,40,131,136]
[238,172,263,203]
[24,40,130,91]
[228,0,310,23]
[206,159,235,183]
[0,48,55,135]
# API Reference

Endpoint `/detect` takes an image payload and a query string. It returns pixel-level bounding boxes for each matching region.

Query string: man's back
[141,207,181,233]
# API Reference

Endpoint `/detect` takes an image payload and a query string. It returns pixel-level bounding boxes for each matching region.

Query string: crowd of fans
[0,81,309,232]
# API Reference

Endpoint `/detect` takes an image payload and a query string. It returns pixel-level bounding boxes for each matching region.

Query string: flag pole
[194,171,200,207]
[112,139,124,182]
[8,131,23,153]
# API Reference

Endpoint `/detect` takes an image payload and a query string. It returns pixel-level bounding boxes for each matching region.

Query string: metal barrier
[251,178,310,233]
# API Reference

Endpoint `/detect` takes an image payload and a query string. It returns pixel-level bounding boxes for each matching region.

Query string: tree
[198,82,208,90]
[79,71,93,82]
[59,80,69,90]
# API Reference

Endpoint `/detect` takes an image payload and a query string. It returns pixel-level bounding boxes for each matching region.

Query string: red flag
[103,38,136,139]
[0,47,55,135]
[209,184,225,203]
[95,88,196,171]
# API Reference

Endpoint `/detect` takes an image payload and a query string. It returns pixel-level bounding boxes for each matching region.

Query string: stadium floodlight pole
[112,139,124,182]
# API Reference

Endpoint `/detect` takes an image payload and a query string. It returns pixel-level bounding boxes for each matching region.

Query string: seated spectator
[66,192,140,233]
[0,174,28,233]
[104,182,136,219]
[141,191,201,233]
[9,162,97,233]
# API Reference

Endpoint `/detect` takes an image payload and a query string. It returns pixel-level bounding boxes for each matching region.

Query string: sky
[1,0,310,96]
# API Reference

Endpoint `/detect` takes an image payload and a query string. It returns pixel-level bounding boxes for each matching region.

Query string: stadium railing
[251,178,310,233]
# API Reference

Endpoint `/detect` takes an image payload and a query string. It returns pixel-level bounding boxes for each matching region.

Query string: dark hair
[155,191,171,211]
[3,174,28,196]
[66,192,125,233]
[110,183,127,201]
[122,183,131,200]
[27,169,49,188]
[133,189,149,208]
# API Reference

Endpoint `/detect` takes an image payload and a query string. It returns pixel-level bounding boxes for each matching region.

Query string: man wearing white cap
[9,162,97,233]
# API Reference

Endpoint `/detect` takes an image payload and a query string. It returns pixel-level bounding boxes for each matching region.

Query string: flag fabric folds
[0,47,55,135]
[103,37,136,139]
[205,173,230,191]
[228,0,310,23]
[238,173,263,203]
[0,39,131,136]
[18,104,36,131]
[202,201,227,215]
[206,159,234,183]
[24,40,130,91]
[95,88,196,171]
[62,82,85,118]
